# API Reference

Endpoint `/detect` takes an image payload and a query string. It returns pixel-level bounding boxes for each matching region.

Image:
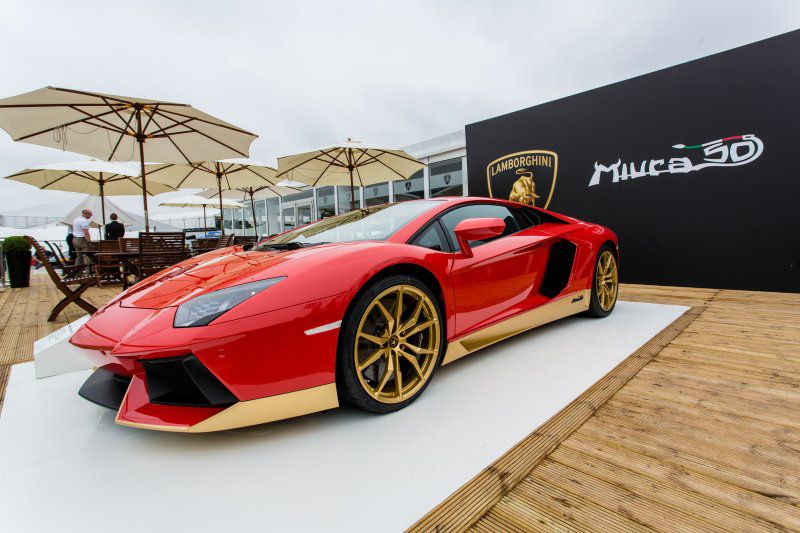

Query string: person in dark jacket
[66,225,76,262]
[104,213,125,241]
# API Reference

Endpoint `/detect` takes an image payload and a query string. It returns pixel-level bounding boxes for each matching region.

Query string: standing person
[104,213,125,241]
[72,209,93,276]
[65,224,76,262]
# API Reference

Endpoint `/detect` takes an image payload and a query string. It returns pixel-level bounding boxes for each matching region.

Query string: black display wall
[465,30,800,292]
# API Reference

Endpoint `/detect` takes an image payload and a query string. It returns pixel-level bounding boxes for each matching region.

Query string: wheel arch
[334,262,448,379]
[601,239,619,259]
[602,240,619,276]
[339,262,446,335]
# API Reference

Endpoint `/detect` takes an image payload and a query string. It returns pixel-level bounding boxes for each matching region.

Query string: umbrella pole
[217,171,224,234]
[99,175,106,230]
[349,167,355,211]
[134,108,150,231]
[249,191,258,239]
[133,108,151,231]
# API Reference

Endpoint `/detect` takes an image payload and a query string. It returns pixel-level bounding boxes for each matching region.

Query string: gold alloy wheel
[596,250,619,311]
[354,284,441,404]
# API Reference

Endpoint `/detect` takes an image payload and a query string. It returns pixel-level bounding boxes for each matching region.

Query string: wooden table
[80,250,140,287]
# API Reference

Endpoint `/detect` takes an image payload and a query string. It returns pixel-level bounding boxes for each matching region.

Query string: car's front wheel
[338,275,443,414]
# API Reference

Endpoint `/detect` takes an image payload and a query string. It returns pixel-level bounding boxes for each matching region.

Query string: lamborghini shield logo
[486,150,558,208]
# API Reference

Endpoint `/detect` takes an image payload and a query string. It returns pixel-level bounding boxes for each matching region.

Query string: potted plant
[3,236,32,288]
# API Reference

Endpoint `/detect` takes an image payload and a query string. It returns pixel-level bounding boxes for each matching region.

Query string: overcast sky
[1,0,799,216]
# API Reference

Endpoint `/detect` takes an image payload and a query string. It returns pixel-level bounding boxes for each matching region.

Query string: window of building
[254,199,267,236]
[429,158,463,198]
[337,186,361,213]
[233,208,243,234]
[265,197,280,236]
[393,169,424,202]
[363,182,390,207]
[316,186,336,219]
[222,208,233,231]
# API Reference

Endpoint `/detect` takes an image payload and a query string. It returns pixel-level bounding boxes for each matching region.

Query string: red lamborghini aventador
[71,197,619,432]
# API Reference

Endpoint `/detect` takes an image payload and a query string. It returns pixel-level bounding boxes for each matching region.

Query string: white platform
[33,315,93,378]
[0,301,686,532]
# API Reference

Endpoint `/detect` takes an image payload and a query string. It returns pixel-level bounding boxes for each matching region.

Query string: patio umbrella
[0,86,258,230]
[276,138,424,210]
[160,194,242,238]
[198,183,303,237]
[4,160,175,226]
[145,159,287,235]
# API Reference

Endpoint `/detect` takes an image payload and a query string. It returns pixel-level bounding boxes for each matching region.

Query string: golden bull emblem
[486,150,558,208]
[509,168,541,205]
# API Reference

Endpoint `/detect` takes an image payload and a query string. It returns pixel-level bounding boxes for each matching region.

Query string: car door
[438,203,554,337]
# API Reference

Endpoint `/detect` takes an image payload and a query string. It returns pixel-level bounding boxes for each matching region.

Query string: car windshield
[254,200,440,247]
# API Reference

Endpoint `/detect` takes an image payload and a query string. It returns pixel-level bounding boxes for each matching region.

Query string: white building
[226,130,467,236]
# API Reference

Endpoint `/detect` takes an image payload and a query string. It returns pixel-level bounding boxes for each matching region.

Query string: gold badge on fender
[486,150,558,208]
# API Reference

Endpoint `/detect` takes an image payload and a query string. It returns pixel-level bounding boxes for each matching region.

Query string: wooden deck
[412,285,800,532]
[0,271,121,366]
[1,277,800,531]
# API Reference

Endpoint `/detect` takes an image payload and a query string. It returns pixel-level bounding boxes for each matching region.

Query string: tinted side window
[439,204,520,252]
[512,207,538,230]
[411,222,448,252]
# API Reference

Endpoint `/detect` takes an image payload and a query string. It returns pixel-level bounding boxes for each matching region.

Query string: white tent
[60,196,181,235]
[0,224,72,242]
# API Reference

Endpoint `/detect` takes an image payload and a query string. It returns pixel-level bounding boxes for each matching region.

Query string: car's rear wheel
[587,245,619,317]
[338,275,443,413]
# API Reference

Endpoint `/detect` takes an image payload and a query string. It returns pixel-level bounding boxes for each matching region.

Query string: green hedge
[2,236,31,254]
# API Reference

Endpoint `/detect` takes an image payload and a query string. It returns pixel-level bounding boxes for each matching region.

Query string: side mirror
[453,217,505,258]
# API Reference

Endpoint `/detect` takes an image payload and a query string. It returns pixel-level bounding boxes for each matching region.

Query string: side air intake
[540,240,577,298]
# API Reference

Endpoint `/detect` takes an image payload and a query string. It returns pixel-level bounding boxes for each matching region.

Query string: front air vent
[141,355,237,407]
[540,240,577,298]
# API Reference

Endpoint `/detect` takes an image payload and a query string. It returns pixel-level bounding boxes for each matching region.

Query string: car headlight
[173,277,285,327]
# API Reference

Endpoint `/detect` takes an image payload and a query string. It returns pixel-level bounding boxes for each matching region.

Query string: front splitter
[77,367,131,410]
[114,382,340,432]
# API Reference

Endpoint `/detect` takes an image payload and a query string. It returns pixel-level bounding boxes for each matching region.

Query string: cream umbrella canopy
[4,160,175,226]
[275,139,425,210]
[145,160,287,235]
[0,87,258,229]
[159,194,242,238]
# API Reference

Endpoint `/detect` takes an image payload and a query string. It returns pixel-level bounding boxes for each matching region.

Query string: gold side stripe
[115,383,339,433]
[442,289,591,365]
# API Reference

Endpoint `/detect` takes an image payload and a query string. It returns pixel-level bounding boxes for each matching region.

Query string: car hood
[117,244,346,309]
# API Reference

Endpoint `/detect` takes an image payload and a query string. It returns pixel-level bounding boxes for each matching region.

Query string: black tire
[337,274,445,414]
[586,244,619,318]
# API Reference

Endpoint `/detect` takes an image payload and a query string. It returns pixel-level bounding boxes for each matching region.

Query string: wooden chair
[131,232,187,282]
[43,241,72,273]
[119,237,139,253]
[194,237,218,249]
[118,237,140,288]
[216,234,235,248]
[94,240,124,287]
[233,235,258,246]
[25,236,97,322]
